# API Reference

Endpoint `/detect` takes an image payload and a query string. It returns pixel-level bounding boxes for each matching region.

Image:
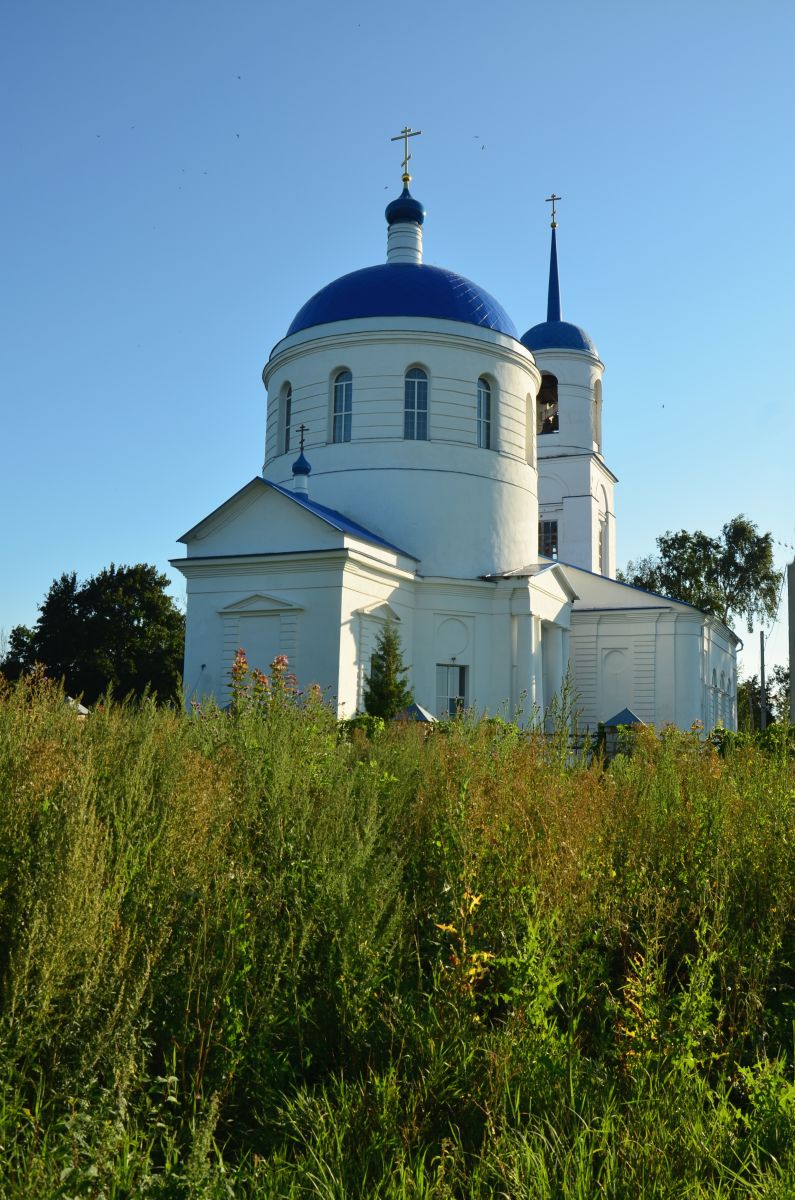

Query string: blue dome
[385,186,425,226]
[287,263,518,338]
[521,319,597,355]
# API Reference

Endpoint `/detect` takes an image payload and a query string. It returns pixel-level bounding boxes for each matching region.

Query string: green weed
[0,671,792,1196]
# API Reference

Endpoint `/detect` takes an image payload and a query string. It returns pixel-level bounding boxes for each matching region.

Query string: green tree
[618,515,782,631]
[737,675,767,731]
[363,620,413,719]
[1,625,37,674]
[1,564,185,705]
[767,664,790,723]
[737,666,790,730]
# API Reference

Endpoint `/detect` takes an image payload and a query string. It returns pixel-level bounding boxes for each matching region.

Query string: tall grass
[0,670,793,1197]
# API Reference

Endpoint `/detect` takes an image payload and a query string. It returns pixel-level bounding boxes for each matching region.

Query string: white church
[173,144,739,730]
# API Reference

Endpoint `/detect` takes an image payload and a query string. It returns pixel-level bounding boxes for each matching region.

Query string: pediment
[181,479,265,543]
[220,593,303,617]
[354,601,401,623]
[180,478,345,557]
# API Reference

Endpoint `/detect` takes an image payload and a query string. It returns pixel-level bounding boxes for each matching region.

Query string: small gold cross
[297,423,308,452]
[546,193,562,228]
[391,126,422,183]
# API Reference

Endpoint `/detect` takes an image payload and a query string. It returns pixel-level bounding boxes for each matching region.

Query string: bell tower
[521,199,617,576]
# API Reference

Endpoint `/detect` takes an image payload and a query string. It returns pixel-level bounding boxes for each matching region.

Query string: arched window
[537,374,559,434]
[720,672,727,724]
[477,377,491,448]
[593,379,602,451]
[599,516,608,575]
[282,384,292,454]
[332,370,352,443]
[525,395,535,464]
[404,367,428,440]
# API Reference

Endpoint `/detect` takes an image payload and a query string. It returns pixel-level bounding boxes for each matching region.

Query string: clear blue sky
[2,0,793,678]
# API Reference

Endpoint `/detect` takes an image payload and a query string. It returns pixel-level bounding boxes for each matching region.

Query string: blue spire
[547,226,561,322]
[520,201,598,356]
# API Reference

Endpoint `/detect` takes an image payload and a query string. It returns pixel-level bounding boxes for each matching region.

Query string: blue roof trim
[286,263,518,338]
[521,319,597,354]
[266,480,417,558]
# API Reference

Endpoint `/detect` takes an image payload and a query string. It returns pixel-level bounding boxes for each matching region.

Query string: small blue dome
[385,186,425,226]
[287,264,518,338]
[521,319,597,356]
[291,451,311,476]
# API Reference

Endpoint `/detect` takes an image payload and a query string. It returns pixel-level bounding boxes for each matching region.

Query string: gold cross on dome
[297,423,308,452]
[391,126,422,183]
[546,193,562,228]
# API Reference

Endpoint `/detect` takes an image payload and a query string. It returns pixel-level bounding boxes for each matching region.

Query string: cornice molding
[527,346,604,370]
[171,550,351,579]
[264,323,539,385]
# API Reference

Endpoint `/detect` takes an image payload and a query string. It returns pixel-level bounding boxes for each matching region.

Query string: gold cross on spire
[546,193,562,229]
[391,126,422,184]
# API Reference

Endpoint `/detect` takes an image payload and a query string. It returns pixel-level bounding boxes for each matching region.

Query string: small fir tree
[363,620,413,719]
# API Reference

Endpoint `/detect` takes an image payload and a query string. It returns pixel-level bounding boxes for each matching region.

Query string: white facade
[565,565,738,730]
[174,186,739,731]
[535,348,617,577]
[262,319,540,578]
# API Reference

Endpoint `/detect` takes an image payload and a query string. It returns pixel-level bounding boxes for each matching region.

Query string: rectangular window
[436,663,468,717]
[539,519,559,559]
[333,372,352,443]
[404,372,428,440]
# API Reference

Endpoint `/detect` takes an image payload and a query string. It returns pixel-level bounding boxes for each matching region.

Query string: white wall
[177,538,579,723]
[533,345,617,577]
[262,319,541,577]
[569,607,738,732]
[178,553,348,707]
[533,347,604,457]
